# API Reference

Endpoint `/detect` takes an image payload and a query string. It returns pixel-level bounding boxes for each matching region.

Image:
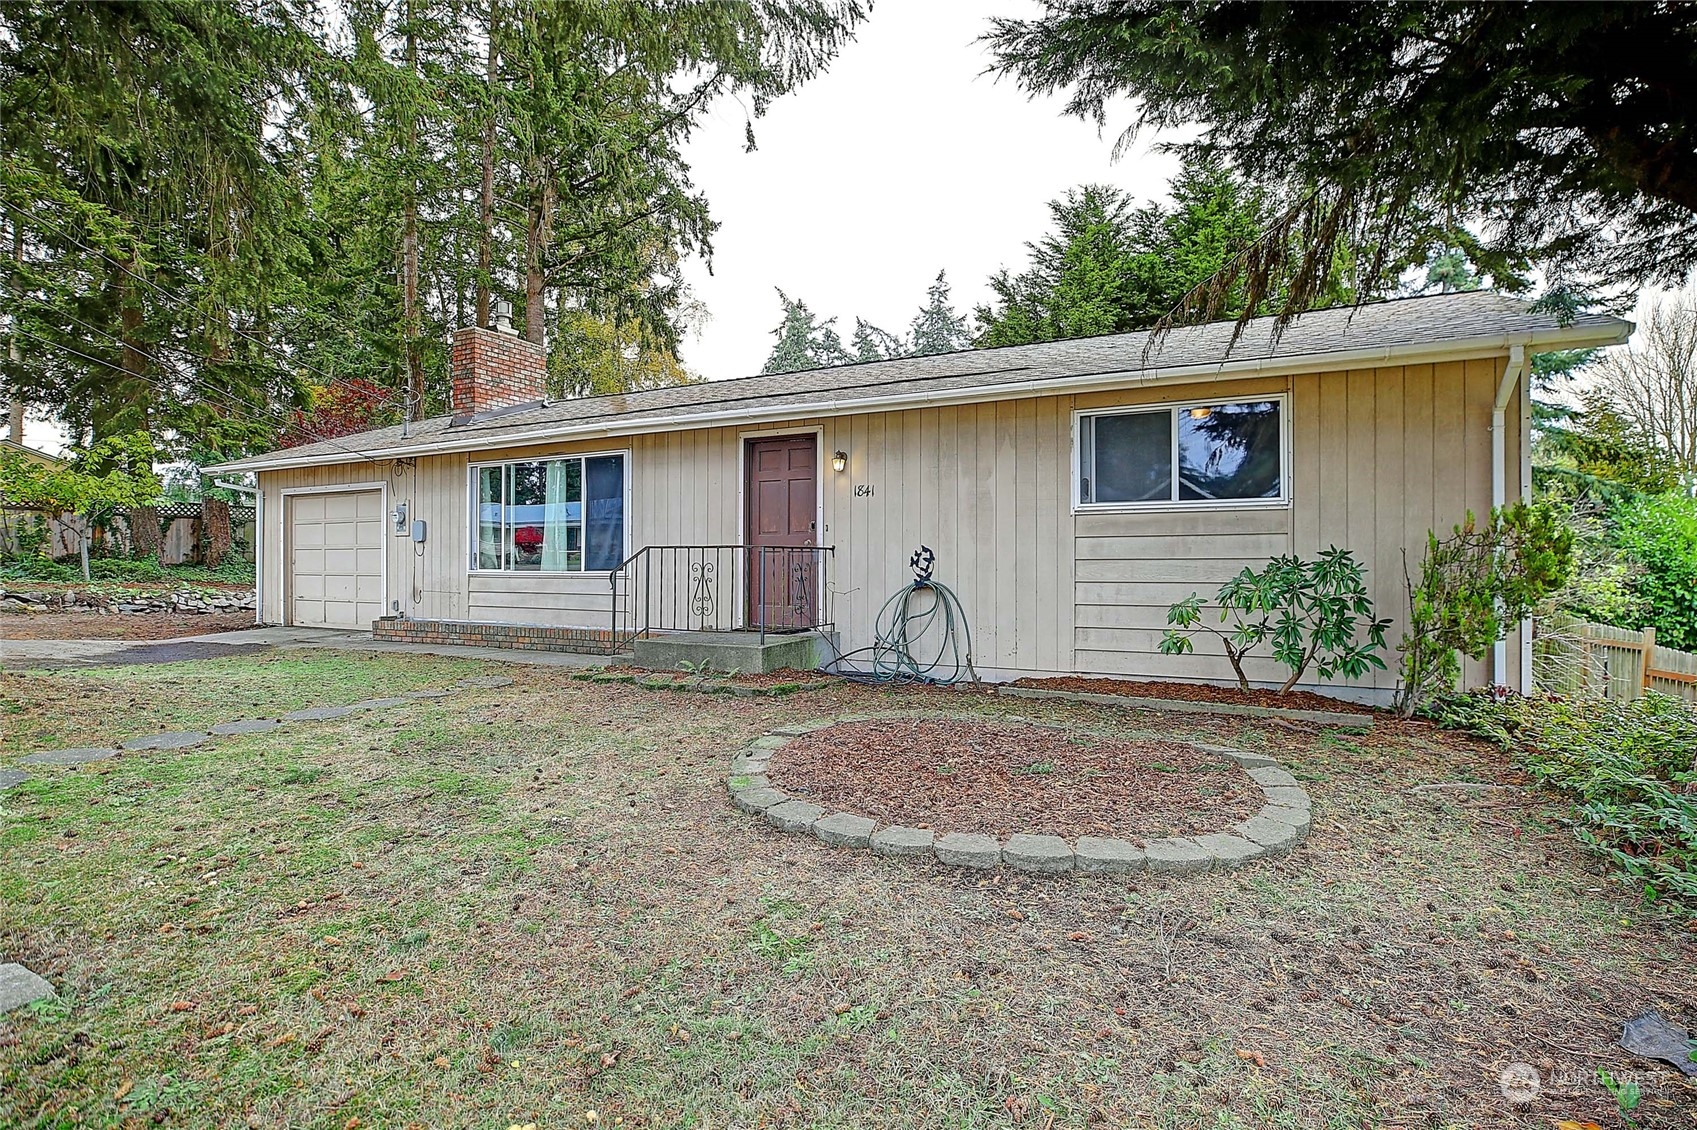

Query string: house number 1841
[853,484,875,498]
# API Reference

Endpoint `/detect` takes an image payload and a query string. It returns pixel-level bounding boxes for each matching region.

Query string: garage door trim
[279,481,389,627]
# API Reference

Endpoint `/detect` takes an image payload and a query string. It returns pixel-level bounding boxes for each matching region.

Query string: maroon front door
[745,434,817,630]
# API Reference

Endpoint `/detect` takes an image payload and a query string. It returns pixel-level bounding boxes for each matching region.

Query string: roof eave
[207,319,1631,475]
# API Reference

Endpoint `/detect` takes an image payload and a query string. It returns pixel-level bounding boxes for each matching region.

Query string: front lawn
[2,655,1693,1128]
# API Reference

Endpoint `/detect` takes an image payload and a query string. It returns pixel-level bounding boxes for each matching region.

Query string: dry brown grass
[1,654,1693,1129]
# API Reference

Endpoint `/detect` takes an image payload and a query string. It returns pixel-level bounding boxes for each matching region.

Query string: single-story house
[208,291,1630,703]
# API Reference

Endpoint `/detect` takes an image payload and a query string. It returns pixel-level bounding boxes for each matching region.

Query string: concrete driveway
[0,626,608,670]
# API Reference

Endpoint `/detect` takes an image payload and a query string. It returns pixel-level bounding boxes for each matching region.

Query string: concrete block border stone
[724,713,1314,876]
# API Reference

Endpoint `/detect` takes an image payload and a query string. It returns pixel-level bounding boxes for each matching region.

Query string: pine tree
[762,290,852,374]
[974,159,1337,348]
[850,318,906,363]
[907,271,971,355]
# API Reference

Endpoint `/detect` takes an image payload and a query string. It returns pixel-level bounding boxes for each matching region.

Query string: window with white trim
[470,453,627,572]
[1077,399,1285,507]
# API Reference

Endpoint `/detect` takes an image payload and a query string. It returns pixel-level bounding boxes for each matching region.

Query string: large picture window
[471,453,627,572]
[1077,399,1285,508]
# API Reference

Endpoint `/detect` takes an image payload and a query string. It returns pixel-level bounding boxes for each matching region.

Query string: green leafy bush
[1613,491,1697,650]
[1159,546,1390,693]
[0,557,80,582]
[89,556,169,583]
[1423,690,1697,910]
[1396,502,1573,716]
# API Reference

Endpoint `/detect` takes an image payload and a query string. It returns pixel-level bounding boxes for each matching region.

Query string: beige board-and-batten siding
[255,355,1521,698]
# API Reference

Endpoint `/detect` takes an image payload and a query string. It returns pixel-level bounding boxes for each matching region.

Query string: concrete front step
[631,630,834,675]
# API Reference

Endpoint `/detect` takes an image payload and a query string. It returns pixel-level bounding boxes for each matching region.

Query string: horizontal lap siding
[254,354,1513,695]
[1073,359,1510,699]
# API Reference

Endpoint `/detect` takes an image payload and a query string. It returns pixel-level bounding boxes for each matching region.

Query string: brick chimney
[450,314,547,421]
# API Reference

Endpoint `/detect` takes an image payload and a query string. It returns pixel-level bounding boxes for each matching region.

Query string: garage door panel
[290,490,383,629]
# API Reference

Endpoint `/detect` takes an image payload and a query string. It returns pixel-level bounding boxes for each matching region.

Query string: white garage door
[288,490,384,629]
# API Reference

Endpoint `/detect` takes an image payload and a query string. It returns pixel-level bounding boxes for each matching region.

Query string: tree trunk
[523,173,554,346]
[475,0,499,328]
[7,224,21,441]
[79,509,91,582]
[400,2,425,421]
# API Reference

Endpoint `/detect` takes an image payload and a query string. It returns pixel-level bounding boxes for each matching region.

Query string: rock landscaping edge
[726,716,1314,875]
[996,685,1377,728]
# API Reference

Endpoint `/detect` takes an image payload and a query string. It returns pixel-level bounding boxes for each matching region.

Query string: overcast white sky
[675,1,1177,381]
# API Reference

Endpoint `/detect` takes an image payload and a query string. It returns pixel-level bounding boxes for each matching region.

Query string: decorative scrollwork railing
[609,544,834,649]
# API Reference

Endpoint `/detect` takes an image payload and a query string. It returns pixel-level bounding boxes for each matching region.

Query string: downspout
[1490,344,1526,689]
[1519,361,1535,691]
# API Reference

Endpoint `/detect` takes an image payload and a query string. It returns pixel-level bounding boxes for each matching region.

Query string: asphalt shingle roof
[211,291,1628,472]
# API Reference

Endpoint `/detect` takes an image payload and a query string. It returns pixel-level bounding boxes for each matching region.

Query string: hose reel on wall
[827,544,978,686]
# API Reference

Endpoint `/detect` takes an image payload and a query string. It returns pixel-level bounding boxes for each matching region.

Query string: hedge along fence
[1534,616,1697,704]
[0,502,256,566]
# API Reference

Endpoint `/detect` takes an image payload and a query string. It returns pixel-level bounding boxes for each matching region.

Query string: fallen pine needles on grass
[1422,690,1697,912]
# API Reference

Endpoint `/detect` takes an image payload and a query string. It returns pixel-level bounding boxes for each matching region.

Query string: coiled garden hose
[825,546,979,686]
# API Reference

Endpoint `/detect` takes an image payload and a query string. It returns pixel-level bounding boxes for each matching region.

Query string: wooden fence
[1533,617,1697,704]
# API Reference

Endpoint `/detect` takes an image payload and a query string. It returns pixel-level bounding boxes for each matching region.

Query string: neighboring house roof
[0,438,67,467]
[210,291,1631,473]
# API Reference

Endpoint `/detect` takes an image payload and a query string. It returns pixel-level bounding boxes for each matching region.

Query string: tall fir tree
[762,290,852,374]
[907,270,971,355]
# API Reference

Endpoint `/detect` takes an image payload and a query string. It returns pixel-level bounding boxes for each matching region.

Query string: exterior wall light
[832,450,848,473]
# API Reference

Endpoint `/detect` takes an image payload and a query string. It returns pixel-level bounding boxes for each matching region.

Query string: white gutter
[1490,344,1526,689]
[252,488,263,626]
[1519,356,1536,691]
[208,321,1631,474]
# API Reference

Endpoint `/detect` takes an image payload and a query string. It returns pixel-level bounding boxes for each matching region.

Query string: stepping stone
[935,832,1001,869]
[281,705,357,722]
[349,698,412,711]
[764,799,824,834]
[749,735,790,750]
[813,812,875,849]
[121,731,210,751]
[1074,836,1145,873]
[209,718,282,736]
[20,747,118,767]
[731,787,788,815]
[869,825,934,858]
[1193,832,1263,870]
[406,689,455,699]
[726,773,770,792]
[0,963,54,1013]
[457,676,514,689]
[0,769,28,791]
[1143,837,1213,875]
[1002,833,1075,874]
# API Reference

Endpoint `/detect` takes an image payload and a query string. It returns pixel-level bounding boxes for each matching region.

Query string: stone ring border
[726,715,1313,875]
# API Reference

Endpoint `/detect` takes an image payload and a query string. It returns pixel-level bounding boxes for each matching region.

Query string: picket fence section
[1533,618,1697,705]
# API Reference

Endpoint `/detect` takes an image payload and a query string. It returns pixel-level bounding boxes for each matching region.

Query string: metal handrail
[610,544,835,649]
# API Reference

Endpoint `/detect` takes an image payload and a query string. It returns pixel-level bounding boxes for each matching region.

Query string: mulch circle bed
[1006,675,1376,715]
[772,717,1262,843]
